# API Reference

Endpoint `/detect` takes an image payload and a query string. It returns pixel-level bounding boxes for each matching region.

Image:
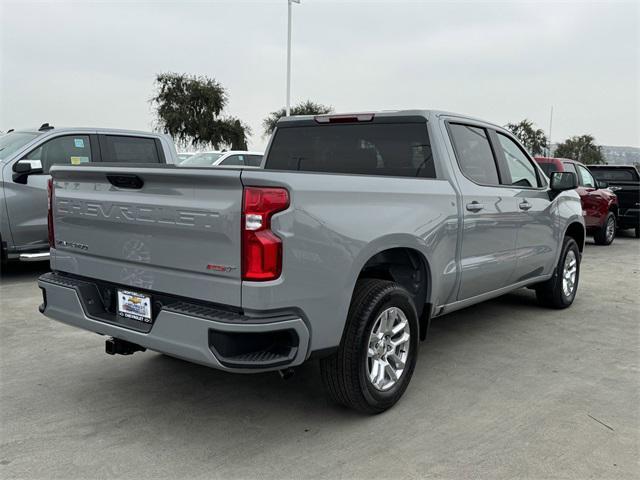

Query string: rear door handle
[519,201,532,211]
[466,201,485,212]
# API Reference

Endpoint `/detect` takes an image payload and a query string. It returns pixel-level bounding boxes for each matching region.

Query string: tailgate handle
[107,174,144,189]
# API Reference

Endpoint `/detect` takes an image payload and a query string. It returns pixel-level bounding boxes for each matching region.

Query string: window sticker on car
[70,156,90,165]
[74,138,85,148]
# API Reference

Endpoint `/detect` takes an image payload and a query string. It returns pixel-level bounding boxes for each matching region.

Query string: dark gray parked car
[38,110,584,413]
[0,125,177,267]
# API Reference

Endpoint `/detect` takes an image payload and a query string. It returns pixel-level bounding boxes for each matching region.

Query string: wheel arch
[565,221,585,253]
[355,246,432,340]
[609,203,619,218]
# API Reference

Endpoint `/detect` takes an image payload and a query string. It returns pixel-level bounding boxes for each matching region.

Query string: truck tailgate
[49,165,243,306]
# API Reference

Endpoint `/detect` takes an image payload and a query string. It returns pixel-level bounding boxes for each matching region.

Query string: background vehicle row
[588,165,640,238]
[178,150,263,168]
[535,157,619,245]
[0,126,177,267]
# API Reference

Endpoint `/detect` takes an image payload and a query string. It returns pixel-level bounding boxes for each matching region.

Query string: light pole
[548,105,553,156]
[286,0,300,116]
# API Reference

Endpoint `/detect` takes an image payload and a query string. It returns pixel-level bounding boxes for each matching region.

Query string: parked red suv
[535,157,618,245]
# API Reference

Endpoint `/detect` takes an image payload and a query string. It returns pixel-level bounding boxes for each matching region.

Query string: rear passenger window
[448,124,499,185]
[100,136,161,163]
[496,133,540,188]
[266,123,435,178]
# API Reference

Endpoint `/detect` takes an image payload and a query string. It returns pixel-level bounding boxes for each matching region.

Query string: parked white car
[179,151,263,168]
[176,152,196,163]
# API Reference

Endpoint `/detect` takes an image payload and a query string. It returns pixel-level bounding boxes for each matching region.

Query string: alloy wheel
[562,250,578,298]
[366,307,411,391]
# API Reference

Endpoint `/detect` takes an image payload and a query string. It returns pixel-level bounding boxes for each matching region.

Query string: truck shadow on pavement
[0,261,49,282]
[63,287,544,425]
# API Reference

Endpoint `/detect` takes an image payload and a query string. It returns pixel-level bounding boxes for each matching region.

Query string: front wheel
[535,237,581,309]
[593,212,616,245]
[320,279,419,414]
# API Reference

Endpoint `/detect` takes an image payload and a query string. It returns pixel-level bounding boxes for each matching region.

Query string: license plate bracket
[117,289,152,324]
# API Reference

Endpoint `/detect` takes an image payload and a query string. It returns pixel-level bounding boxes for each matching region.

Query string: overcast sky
[1,0,638,150]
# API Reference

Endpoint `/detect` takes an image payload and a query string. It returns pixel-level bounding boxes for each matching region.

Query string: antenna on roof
[39,123,54,131]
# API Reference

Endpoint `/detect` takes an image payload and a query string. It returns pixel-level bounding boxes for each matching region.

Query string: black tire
[593,212,616,245]
[535,237,580,309]
[635,226,640,239]
[320,279,419,414]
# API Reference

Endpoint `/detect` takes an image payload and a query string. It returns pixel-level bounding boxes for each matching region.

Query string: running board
[19,252,50,262]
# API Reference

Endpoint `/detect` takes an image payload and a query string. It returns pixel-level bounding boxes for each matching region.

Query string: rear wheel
[536,237,580,309]
[635,226,640,239]
[320,279,419,414]
[593,212,616,245]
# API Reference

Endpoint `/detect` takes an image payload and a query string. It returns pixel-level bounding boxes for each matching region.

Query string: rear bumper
[38,272,310,373]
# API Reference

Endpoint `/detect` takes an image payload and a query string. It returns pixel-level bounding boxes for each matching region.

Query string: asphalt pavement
[1,234,638,479]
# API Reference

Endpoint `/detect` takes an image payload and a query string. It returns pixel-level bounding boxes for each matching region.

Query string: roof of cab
[275,109,505,131]
[9,127,169,137]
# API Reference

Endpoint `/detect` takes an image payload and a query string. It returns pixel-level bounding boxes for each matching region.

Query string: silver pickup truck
[0,126,177,267]
[38,110,584,413]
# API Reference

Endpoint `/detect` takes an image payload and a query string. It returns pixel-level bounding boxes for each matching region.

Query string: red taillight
[242,187,289,281]
[47,178,55,248]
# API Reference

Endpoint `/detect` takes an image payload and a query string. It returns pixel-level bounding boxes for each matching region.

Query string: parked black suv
[588,165,640,238]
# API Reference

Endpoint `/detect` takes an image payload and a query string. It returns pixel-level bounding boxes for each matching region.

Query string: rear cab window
[99,135,163,163]
[589,167,639,182]
[265,119,435,178]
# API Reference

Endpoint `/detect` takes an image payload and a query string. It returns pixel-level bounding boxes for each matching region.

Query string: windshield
[180,152,222,166]
[0,132,40,161]
[177,153,194,162]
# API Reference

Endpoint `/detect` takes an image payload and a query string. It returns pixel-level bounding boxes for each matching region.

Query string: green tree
[263,100,333,136]
[505,119,548,156]
[554,135,606,165]
[151,72,250,150]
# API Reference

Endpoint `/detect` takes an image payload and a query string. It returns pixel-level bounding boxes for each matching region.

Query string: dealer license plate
[117,289,152,323]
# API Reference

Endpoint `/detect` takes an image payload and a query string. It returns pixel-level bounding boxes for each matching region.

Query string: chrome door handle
[466,201,485,212]
[519,201,532,211]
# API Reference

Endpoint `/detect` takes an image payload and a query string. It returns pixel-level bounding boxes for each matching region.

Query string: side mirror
[12,159,43,184]
[550,171,578,192]
[597,180,609,189]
